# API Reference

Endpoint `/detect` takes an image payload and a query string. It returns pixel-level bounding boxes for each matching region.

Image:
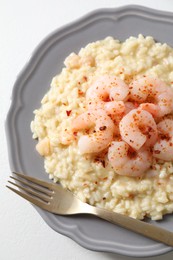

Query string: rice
[31,34,173,220]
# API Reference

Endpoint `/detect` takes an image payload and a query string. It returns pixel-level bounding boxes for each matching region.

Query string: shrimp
[36,137,51,156]
[139,103,159,117]
[72,109,116,154]
[64,53,95,69]
[108,141,152,177]
[153,118,173,161]
[104,101,125,116]
[86,75,129,116]
[129,77,173,117]
[119,109,158,150]
[124,101,137,114]
[64,53,81,69]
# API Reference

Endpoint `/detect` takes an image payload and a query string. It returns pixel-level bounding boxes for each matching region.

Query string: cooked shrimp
[119,109,158,150]
[87,75,129,108]
[71,112,94,131]
[108,141,152,176]
[153,118,173,161]
[36,137,51,156]
[124,102,137,114]
[139,103,159,117]
[64,53,81,69]
[104,101,125,116]
[129,77,173,117]
[104,101,126,134]
[72,109,116,154]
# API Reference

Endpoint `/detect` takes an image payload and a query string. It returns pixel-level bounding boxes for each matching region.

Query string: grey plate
[5,5,173,257]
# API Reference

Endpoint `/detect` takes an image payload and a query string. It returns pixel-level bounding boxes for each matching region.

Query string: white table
[1,0,173,259]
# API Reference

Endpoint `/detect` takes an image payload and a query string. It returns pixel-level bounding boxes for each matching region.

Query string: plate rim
[5,5,173,257]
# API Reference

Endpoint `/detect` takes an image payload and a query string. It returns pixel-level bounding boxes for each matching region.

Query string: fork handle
[93,207,173,246]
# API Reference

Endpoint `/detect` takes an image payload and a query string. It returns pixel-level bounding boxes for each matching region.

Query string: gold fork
[7,172,173,246]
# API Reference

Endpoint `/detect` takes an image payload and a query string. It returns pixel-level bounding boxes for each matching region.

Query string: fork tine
[8,180,51,202]
[10,176,53,196]
[13,172,53,190]
[6,185,50,211]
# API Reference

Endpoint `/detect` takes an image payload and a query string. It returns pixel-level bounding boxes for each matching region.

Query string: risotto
[31,34,173,220]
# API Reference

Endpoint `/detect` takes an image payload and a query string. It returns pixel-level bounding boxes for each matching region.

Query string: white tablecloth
[1,0,173,259]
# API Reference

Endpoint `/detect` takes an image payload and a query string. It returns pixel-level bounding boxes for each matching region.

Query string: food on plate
[31,35,173,220]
